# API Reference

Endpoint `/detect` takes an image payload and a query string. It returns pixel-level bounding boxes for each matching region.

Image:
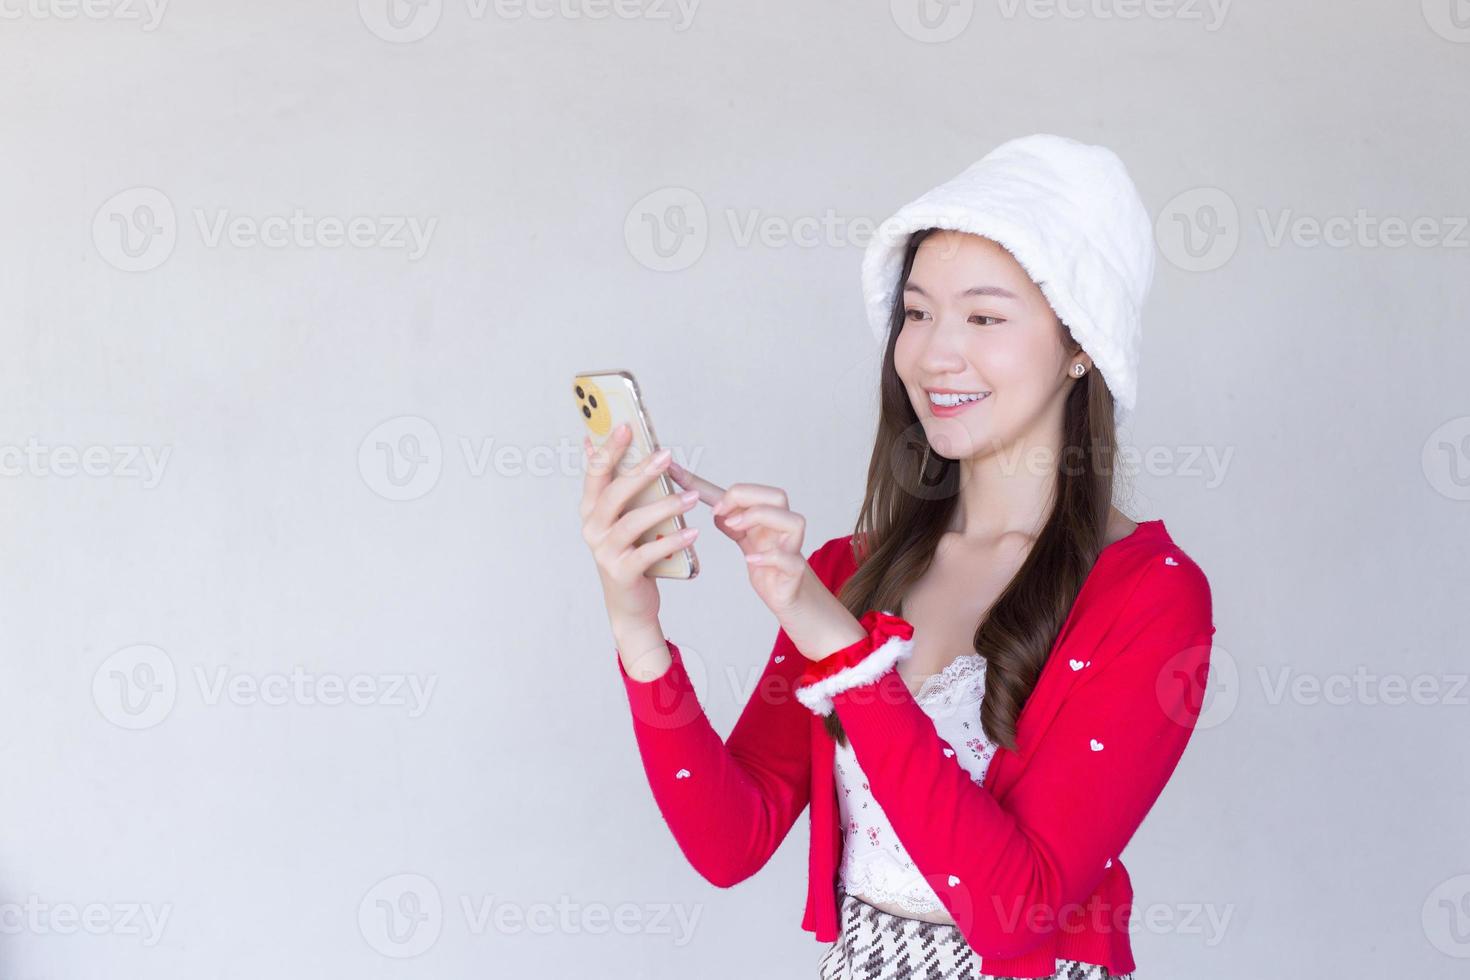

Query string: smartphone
[573,369,699,580]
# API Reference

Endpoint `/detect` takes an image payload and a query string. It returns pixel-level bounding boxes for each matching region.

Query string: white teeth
[928,391,988,407]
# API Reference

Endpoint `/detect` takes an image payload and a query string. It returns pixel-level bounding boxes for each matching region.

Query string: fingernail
[725,513,743,526]
[681,527,699,539]
[680,490,699,503]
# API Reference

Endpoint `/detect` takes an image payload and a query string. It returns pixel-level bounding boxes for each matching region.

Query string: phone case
[573,369,699,580]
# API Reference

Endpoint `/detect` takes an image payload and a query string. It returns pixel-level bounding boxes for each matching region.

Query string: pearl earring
[1072,363,1086,377]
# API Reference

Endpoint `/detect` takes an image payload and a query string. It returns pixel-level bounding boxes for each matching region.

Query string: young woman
[579,135,1216,979]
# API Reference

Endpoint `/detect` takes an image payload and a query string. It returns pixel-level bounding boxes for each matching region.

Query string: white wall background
[1,1,1467,977]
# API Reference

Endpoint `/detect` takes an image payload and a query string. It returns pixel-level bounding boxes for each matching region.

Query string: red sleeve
[613,536,850,888]
[818,557,1215,958]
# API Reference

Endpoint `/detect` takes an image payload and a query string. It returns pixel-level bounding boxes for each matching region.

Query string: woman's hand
[668,459,865,661]
[579,423,701,644]
[666,460,811,614]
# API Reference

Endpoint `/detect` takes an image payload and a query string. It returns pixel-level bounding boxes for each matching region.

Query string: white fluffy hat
[860,134,1155,423]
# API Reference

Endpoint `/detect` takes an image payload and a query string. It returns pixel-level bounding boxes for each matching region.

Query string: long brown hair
[825,228,1119,751]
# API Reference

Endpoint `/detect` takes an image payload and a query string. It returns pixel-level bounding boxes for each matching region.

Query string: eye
[970,315,1004,326]
[903,308,930,322]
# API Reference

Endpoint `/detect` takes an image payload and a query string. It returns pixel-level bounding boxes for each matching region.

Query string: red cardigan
[614,519,1215,977]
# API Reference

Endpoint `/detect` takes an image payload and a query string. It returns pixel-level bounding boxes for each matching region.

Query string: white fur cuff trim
[794,634,915,716]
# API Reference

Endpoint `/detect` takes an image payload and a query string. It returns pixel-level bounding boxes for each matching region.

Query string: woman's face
[893,229,1085,461]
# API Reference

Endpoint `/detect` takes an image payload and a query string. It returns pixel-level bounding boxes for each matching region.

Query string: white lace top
[834,654,998,915]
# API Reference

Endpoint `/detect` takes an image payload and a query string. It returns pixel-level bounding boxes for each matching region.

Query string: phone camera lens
[575,385,584,398]
[581,406,591,418]
[588,395,598,409]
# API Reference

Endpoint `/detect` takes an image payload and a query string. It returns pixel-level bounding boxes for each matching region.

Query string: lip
[925,388,991,418]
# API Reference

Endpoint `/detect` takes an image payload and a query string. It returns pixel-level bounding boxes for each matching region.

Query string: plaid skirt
[817,892,1136,980]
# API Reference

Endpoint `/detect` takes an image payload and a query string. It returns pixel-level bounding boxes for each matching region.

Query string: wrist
[774,572,865,661]
[611,619,671,680]
[792,610,916,716]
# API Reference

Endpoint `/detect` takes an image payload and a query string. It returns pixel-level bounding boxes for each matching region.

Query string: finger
[711,482,788,519]
[666,460,727,508]
[608,488,700,553]
[591,444,675,532]
[622,525,700,577]
[744,548,804,577]
[580,423,634,515]
[721,504,804,546]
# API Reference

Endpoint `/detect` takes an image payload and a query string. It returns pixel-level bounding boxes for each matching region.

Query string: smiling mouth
[926,390,990,407]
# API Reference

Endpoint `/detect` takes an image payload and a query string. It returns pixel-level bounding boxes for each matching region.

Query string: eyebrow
[903,282,1020,301]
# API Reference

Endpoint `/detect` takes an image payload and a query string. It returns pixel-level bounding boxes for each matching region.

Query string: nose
[916,312,971,375]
